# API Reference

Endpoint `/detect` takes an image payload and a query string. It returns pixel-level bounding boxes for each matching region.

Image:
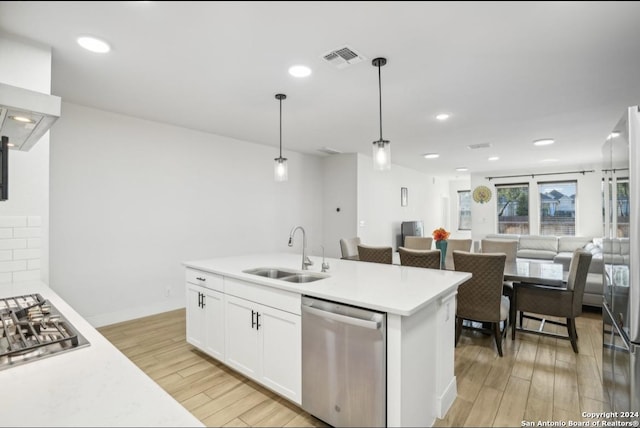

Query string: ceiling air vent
[467,143,492,150]
[317,147,342,155]
[322,46,366,69]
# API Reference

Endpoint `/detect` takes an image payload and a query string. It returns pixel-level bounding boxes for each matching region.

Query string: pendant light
[274,93,288,182]
[372,57,390,171]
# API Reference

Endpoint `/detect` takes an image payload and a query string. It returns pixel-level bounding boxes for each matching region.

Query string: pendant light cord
[279,97,283,158]
[378,62,383,141]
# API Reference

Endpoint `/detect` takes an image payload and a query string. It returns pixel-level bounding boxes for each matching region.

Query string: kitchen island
[184,252,471,427]
[0,281,203,427]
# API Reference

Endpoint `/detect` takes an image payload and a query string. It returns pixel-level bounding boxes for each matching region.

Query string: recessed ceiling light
[77,36,111,53]
[456,167,469,172]
[488,156,499,161]
[423,153,440,159]
[435,113,450,121]
[533,138,555,146]
[288,65,311,78]
[541,158,559,163]
[7,143,15,147]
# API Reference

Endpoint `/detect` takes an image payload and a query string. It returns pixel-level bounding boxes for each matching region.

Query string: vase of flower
[432,227,451,269]
[435,240,448,269]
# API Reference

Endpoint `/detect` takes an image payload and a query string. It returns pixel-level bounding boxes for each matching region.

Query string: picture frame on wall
[401,187,408,207]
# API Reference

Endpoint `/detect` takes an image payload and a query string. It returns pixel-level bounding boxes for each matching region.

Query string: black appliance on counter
[0,293,90,370]
[601,106,639,414]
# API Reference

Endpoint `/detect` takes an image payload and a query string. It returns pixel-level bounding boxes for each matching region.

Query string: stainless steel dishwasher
[301,296,386,427]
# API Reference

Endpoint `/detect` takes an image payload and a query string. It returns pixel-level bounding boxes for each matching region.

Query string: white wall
[357,154,450,249]
[322,153,357,258]
[470,166,603,242]
[50,103,324,326]
[0,33,52,284]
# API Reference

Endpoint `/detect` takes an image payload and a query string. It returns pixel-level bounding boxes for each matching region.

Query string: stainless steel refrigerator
[400,220,424,247]
[602,106,640,413]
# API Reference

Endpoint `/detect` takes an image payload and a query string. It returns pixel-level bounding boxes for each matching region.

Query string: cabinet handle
[196,277,206,282]
[197,292,202,308]
[256,312,261,330]
[251,310,256,329]
[201,294,205,308]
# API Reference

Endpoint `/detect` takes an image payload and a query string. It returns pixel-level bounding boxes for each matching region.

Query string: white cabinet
[185,270,225,361]
[185,269,301,405]
[224,279,301,404]
[224,294,301,403]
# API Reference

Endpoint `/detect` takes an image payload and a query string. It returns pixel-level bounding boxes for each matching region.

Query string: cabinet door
[258,303,301,404]
[186,283,206,349]
[224,295,259,379]
[204,289,225,361]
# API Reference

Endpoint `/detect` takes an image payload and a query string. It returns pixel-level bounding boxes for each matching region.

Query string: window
[458,190,471,230]
[539,181,576,236]
[617,177,629,237]
[496,184,529,234]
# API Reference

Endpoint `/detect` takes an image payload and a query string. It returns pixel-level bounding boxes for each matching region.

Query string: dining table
[503,259,567,286]
[342,254,568,287]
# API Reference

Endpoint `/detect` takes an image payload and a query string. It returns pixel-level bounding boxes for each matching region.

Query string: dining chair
[398,247,441,269]
[339,237,361,259]
[444,239,472,270]
[480,239,517,263]
[357,244,393,264]
[481,238,519,325]
[403,236,433,250]
[511,249,592,353]
[453,251,509,357]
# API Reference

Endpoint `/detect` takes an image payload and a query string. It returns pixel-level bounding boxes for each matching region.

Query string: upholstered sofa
[483,234,605,308]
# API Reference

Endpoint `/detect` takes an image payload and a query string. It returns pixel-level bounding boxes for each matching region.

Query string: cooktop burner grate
[0,293,90,370]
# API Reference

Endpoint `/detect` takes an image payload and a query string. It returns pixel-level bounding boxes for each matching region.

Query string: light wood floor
[98,307,607,427]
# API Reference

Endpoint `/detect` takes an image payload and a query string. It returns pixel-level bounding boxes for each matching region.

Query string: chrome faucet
[288,226,314,270]
[320,245,330,272]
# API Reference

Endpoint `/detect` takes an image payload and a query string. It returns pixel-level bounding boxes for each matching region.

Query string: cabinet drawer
[186,268,223,292]
[225,277,301,315]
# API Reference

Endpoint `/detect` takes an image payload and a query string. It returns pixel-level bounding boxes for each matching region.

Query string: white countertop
[0,281,204,427]
[184,252,471,316]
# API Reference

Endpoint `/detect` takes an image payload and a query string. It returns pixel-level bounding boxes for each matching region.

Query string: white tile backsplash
[27,238,41,249]
[0,216,27,228]
[13,228,41,238]
[27,216,42,227]
[13,269,41,282]
[0,216,42,282]
[0,239,27,250]
[13,248,41,260]
[0,260,28,273]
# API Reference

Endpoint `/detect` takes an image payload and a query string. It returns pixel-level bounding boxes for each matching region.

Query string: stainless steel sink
[243,267,297,279]
[280,274,326,283]
[242,267,329,284]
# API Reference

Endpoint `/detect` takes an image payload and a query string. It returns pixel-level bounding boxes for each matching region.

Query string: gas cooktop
[0,293,90,371]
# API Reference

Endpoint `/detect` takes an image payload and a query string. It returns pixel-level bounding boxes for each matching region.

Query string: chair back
[444,239,472,270]
[481,239,518,263]
[566,249,593,314]
[404,236,433,250]
[453,251,506,323]
[398,247,440,269]
[357,244,393,264]
[340,237,361,259]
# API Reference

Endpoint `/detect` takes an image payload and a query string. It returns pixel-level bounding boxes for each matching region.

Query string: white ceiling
[1,1,640,176]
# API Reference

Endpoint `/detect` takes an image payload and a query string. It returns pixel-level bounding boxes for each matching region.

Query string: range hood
[0,82,61,151]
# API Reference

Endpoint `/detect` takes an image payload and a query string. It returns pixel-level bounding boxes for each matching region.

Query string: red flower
[432,227,450,241]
